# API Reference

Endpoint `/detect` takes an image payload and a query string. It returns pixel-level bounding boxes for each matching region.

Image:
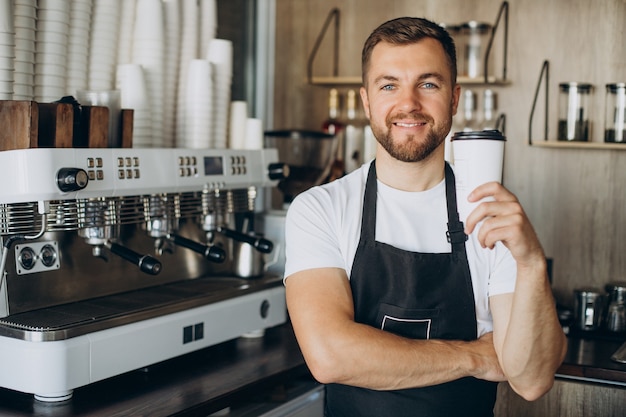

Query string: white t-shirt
[284,161,517,336]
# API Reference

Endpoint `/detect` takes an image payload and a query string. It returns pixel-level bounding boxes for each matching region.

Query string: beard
[371,111,452,163]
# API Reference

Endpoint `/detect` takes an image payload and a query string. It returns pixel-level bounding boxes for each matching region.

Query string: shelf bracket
[307,8,340,85]
[528,60,550,145]
[483,1,509,83]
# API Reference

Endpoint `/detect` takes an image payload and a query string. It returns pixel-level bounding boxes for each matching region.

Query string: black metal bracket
[528,60,550,145]
[307,8,340,84]
[484,1,509,83]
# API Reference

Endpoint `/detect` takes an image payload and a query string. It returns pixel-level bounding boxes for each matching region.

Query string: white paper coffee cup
[451,129,506,221]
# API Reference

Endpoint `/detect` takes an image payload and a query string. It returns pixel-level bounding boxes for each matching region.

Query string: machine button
[18,247,37,270]
[88,170,96,180]
[125,157,132,167]
[39,244,58,267]
[190,156,196,165]
[134,169,140,179]
[96,170,104,180]
[118,169,125,179]
[117,158,124,167]
[87,158,95,168]
[56,168,89,192]
[96,158,103,168]
[133,157,139,167]
[260,300,270,318]
[126,169,133,179]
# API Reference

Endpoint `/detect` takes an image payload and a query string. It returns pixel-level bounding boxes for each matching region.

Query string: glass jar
[558,82,593,142]
[604,83,626,143]
[459,21,493,80]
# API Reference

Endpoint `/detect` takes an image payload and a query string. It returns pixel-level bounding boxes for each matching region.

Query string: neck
[374,146,446,192]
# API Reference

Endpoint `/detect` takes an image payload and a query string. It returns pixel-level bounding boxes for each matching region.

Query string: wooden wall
[272,0,626,308]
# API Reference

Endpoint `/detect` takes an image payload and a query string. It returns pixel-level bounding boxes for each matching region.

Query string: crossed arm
[285,182,566,401]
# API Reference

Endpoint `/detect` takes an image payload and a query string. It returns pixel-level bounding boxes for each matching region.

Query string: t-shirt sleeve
[283,188,347,279]
[487,241,518,296]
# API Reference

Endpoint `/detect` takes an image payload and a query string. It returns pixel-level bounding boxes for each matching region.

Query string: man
[284,16,566,417]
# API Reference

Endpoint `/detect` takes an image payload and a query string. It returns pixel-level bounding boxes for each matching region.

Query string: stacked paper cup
[12,0,36,100]
[162,0,181,148]
[117,0,136,65]
[175,0,199,147]
[133,0,165,147]
[199,0,217,58]
[34,0,70,102]
[207,38,233,149]
[66,0,92,96]
[229,101,248,149]
[0,0,15,101]
[184,59,213,149]
[88,0,120,91]
[116,64,151,148]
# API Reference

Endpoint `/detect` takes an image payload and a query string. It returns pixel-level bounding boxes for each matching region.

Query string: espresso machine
[0,147,287,402]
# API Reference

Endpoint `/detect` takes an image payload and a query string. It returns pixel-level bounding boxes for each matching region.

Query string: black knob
[107,242,162,275]
[168,233,226,263]
[206,245,226,263]
[57,168,89,192]
[267,162,289,181]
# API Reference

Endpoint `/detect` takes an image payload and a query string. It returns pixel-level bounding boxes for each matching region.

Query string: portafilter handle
[105,242,162,275]
[167,233,226,263]
[217,227,274,254]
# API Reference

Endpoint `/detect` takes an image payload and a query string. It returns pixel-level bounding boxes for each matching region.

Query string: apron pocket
[376,303,439,339]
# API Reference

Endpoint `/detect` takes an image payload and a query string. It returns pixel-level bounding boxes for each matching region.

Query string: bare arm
[465,182,567,401]
[285,267,506,391]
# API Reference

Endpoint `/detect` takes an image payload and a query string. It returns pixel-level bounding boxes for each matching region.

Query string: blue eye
[423,82,437,89]
[381,84,394,91]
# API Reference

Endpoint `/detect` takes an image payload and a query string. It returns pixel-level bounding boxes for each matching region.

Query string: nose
[397,87,422,113]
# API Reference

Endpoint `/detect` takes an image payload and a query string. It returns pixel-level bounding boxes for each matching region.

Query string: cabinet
[494,379,626,417]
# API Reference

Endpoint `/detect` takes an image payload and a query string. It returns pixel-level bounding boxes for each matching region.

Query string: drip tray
[0,275,282,342]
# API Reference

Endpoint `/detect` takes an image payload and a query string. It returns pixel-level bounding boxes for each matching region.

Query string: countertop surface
[557,330,626,385]
[0,324,624,416]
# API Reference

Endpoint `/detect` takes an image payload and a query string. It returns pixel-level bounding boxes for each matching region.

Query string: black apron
[324,162,497,417]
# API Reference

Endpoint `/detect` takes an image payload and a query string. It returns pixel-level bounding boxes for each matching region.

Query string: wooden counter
[0,324,310,417]
[0,324,624,417]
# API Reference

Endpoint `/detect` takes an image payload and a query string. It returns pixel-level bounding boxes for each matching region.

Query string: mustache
[387,112,433,124]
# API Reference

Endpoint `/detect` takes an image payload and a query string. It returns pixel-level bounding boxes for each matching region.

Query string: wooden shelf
[531,141,626,150]
[308,76,512,87]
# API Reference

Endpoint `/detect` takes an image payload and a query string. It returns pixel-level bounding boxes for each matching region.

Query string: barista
[283,16,566,416]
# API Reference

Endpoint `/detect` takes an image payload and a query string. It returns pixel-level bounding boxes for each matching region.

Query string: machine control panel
[0,148,281,204]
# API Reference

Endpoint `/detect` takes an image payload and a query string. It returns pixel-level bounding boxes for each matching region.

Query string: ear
[359,86,371,120]
[451,84,461,116]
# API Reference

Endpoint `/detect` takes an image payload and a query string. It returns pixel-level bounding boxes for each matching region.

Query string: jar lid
[606,83,626,92]
[559,82,593,92]
[459,21,492,32]
[450,129,506,141]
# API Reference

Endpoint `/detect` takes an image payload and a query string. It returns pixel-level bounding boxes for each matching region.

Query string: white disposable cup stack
[229,101,248,149]
[451,129,506,222]
[244,118,264,150]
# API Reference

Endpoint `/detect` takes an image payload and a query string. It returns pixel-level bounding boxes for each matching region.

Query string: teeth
[396,122,419,127]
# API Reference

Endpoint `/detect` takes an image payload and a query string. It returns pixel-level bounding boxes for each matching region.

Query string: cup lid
[450,129,506,141]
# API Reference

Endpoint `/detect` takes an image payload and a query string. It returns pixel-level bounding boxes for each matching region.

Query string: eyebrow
[372,72,447,86]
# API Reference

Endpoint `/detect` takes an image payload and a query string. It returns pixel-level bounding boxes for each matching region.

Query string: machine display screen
[203,156,224,176]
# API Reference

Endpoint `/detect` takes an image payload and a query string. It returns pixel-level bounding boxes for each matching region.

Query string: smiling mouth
[393,121,427,128]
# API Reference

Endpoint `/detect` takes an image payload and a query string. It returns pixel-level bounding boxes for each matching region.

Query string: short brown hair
[361,17,457,86]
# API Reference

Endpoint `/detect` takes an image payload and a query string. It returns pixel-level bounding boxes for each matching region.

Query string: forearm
[296,319,497,391]
[493,262,567,400]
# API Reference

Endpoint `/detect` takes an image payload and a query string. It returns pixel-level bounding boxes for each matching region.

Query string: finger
[468,182,518,204]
